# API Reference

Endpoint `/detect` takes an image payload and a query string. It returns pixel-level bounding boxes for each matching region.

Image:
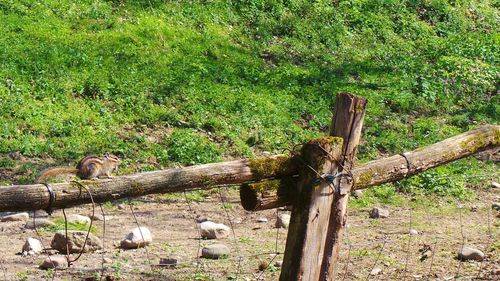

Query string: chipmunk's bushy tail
[36,167,77,183]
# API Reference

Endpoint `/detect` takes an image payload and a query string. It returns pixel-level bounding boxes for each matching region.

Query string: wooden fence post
[321,93,367,279]
[279,93,367,280]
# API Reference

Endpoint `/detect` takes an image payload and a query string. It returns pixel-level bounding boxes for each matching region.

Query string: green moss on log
[354,169,375,189]
[459,127,498,153]
[248,155,297,179]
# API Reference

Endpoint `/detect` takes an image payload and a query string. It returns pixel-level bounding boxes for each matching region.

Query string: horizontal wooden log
[0,155,299,212]
[241,124,499,211]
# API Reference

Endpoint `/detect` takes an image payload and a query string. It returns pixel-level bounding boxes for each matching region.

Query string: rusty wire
[218,186,242,280]
[183,190,203,276]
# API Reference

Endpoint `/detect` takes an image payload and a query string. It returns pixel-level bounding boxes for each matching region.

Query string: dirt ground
[0,186,498,281]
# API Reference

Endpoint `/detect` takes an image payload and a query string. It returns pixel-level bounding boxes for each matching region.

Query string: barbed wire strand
[66,181,97,266]
[456,204,465,278]
[0,259,7,281]
[33,202,57,281]
[61,208,71,266]
[341,215,353,281]
[424,201,439,278]
[256,207,282,280]
[365,239,388,281]
[476,186,494,279]
[402,207,413,281]
[183,191,202,276]
[128,198,155,279]
[98,203,107,281]
[218,187,242,280]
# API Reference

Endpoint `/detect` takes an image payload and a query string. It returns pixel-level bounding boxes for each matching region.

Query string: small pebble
[370,267,382,275]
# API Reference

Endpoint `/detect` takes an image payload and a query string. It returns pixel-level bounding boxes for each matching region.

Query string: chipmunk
[36,153,120,183]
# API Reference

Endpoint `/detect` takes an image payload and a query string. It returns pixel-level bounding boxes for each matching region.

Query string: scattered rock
[120,227,153,249]
[103,257,113,264]
[22,237,43,256]
[369,207,389,219]
[159,257,178,268]
[117,204,126,210]
[66,214,91,225]
[370,267,382,275]
[9,151,24,160]
[492,182,500,188]
[51,231,103,254]
[1,212,29,222]
[232,217,243,224]
[199,221,230,239]
[351,190,364,198]
[201,244,230,259]
[409,229,419,236]
[40,255,68,269]
[257,217,268,223]
[274,260,283,268]
[492,265,500,275]
[195,215,209,223]
[25,219,54,229]
[275,214,291,229]
[457,246,484,261]
[90,214,112,221]
[30,210,49,218]
[492,202,500,211]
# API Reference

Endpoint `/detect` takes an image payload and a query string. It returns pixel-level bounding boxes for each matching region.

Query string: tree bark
[0,155,298,212]
[321,93,366,279]
[240,124,500,211]
[279,138,344,281]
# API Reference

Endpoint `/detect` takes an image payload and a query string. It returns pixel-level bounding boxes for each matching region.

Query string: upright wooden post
[321,93,367,279]
[279,93,367,280]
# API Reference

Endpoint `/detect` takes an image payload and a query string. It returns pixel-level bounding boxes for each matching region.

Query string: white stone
[22,238,43,255]
[1,212,29,222]
[25,218,54,229]
[257,217,268,223]
[458,246,484,261]
[120,227,153,249]
[275,214,291,229]
[199,221,230,239]
[66,214,91,225]
[370,267,382,275]
[409,229,419,235]
[201,244,230,259]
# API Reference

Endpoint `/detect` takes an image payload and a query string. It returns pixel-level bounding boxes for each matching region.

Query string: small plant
[16,271,29,281]
[41,218,97,234]
[193,272,211,280]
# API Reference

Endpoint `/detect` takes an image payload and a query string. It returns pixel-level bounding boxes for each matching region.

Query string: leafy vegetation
[0,0,497,195]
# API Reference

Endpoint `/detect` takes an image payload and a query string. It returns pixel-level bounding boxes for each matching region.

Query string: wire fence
[0,168,498,280]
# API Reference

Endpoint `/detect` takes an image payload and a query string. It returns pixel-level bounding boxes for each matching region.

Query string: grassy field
[0,1,498,192]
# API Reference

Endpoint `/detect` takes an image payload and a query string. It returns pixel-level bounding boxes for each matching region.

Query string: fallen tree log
[240,124,499,211]
[0,124,497,213]
[0,155,299,212]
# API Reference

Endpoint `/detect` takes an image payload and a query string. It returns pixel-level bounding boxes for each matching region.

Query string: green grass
[0,1,498,195]
[42,217,97,234]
